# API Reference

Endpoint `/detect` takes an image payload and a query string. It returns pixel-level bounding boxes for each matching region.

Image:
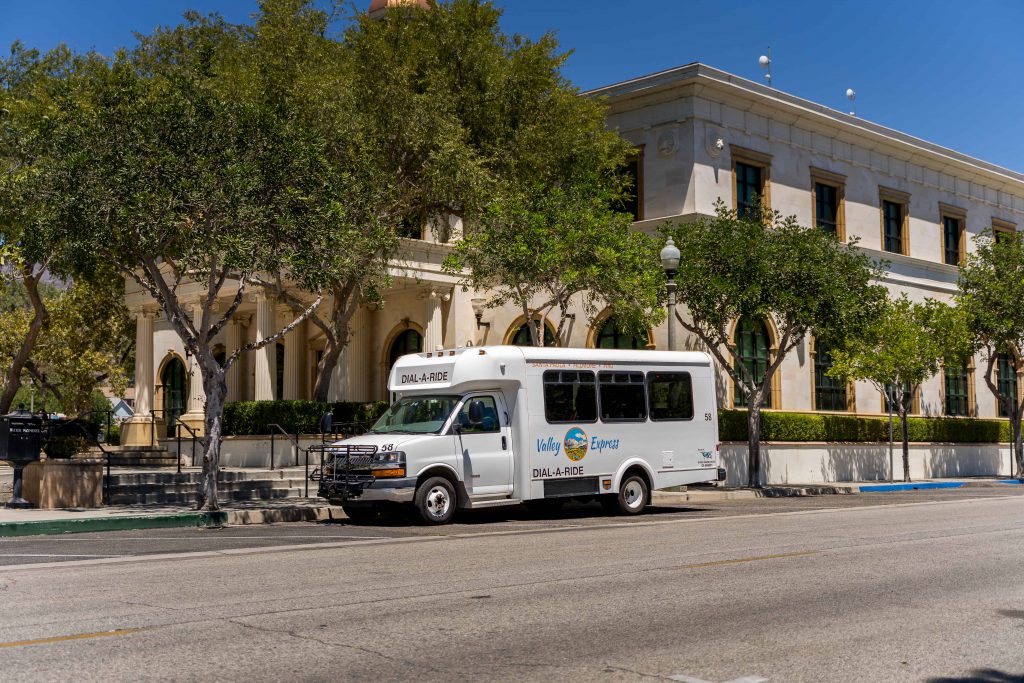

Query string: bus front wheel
[414,477,457,525]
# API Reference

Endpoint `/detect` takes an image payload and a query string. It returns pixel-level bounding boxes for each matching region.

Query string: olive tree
[958,229,1024,476]
[43,9,345,509]
[665,201,886,487]
[828,296,970,482]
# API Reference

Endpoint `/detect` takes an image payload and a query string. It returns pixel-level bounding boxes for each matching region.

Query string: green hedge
[222,400,389,436]
[719,409,1012,443]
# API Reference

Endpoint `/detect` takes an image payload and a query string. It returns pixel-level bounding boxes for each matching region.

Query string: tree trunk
[0,273,48,413]
[900,406,911,483]
[312,340,344,403]
[1014,406,1024,478]
[195,365,228,511]
[747,401,762,488]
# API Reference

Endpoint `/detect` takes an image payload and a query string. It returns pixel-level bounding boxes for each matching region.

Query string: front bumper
[319,476,417,503]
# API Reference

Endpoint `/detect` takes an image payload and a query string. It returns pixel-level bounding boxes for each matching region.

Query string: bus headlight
[370,451,406,478]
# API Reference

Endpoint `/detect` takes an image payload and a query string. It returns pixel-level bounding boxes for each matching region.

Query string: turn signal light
[374,468,406,479]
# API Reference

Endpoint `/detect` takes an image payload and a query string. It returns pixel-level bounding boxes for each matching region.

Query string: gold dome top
[368,0,430,18]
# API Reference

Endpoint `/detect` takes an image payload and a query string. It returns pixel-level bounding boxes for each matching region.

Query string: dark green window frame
[613,155,642,222]
[735,162,762,220]
[997,354,1018,418]
[942,215,962,266]
[595,317,648,350]
[813,342,847,411]
[815,182,839,237]
[511,321,556,347]
[943,364,970,417]
[883,200,904,254]
[733,316,772,408]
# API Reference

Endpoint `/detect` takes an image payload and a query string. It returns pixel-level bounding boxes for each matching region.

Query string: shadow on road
[928,670,1024,682]
[326,501,710,527]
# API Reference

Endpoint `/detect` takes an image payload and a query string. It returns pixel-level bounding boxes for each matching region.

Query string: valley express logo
[564,427,588,462]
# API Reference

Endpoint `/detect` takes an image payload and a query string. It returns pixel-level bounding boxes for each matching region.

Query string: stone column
[424,290,444,352]
[225,318,244,402]
[180,304,208,435]
[254,295,277,401]
[283,319,304,400]
[345,308,367,402]
[122,309,163,447]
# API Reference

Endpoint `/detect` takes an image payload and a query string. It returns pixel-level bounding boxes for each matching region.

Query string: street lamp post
[660,237,681,351]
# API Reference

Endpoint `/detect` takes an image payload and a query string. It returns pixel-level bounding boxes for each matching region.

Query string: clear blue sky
[3,0,1022,171]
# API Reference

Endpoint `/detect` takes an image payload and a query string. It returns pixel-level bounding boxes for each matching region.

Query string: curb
[0,505,346,537]
[652,484,854,504]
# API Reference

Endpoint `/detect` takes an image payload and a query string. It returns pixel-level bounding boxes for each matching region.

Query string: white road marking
[671,675,768,683]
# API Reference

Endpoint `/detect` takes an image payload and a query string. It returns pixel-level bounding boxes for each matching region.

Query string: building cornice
[587,63,1024,192]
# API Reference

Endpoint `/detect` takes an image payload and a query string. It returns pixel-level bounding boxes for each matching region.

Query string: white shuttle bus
[315,346,724,524]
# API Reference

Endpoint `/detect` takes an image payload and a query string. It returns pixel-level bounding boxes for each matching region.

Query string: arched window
[213,345,226,368]
[594,317,648,350]
[813,340,847,411]
[997,353,1018,418]
[388,329,423,375]
[275,343,285,401]
[733,316,771,408]
[511,320,556,347]
[161,356,187,437]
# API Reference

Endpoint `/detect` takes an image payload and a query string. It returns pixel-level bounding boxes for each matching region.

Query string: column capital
[130,306,158,320]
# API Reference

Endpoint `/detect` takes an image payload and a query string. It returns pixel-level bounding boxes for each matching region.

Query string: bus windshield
[369,395,461,434]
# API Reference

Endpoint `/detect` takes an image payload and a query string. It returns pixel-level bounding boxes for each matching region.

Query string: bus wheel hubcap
[624,481,643,508]
[426,487,450,517]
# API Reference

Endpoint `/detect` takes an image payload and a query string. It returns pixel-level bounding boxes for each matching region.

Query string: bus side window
[598,371,647,422]
[543,371,597,423]
[647,372,694,421]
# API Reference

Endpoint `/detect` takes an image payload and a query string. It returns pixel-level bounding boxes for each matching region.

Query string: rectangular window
[815,183,838,236]
[813,344,847,412]
[613,152,643,221]
[647,372,694,421]
[942,215,963,265]
[735,162,762,220]
[944,365,970,417]
[543,371,597,423]
[810,169,846,241]
[598,371,647,422]
[997,354,1018,418]
[883,382,915,414]
[879,188,910,256]
[993,218,1016,244]
[883,200,903,253]
[398,212,424,240]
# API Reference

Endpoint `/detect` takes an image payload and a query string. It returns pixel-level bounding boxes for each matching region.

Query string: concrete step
[109,488,304,505]
[105,468,315,505]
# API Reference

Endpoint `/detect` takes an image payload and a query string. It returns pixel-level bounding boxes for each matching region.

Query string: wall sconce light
[471,297,490,330]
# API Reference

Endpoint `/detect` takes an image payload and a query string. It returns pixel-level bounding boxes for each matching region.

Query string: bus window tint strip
[647,372,694,420]
[543,370,597,423]
[598,371,647,422]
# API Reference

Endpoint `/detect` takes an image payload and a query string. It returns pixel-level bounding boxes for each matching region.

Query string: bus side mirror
[468,400,485,425]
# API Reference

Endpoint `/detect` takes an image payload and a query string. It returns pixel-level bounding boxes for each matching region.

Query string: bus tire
[414,477,457,525]
[613,474,649,515]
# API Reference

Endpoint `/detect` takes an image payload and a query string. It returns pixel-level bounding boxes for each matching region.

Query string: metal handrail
[267,423,300,471]
[173,419,200,474]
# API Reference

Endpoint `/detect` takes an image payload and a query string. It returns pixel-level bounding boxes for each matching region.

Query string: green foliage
[41,435,90,459]
[828,295,971,406]
[222,400,388,436]
[718,410,1011,443]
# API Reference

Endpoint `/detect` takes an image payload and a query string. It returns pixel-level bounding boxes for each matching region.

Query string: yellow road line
[0,628,146,649]
[670,550,817,571]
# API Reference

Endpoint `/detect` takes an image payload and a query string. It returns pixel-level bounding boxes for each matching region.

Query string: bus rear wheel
[605,474,649,516]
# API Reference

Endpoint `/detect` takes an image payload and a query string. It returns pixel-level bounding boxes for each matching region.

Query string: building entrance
[161,357,188,437]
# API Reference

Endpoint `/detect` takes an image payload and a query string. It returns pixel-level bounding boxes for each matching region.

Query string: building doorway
[161,356,188,437]
[387,329,423,381]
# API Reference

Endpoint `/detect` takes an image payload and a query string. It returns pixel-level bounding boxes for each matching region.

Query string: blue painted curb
[858,482,966,492]
[996,479,1024,485]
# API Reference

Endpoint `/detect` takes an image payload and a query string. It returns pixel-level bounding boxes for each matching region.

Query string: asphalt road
[1,490,1023,682]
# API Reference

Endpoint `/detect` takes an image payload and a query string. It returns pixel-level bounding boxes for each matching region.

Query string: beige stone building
[122,62,1024,458]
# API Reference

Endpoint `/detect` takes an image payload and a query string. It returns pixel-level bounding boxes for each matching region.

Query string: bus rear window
[647,372,694,421]
[543,370,597,423]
